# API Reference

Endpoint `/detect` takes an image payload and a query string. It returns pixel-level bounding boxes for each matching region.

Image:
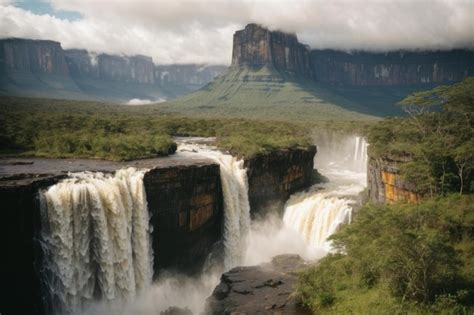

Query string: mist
[1,0,472,65]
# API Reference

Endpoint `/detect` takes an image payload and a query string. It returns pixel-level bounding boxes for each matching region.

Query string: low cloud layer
[1,0,473,65]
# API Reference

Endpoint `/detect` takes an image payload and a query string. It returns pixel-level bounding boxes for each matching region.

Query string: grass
[156,66,381,122]
[0,96,312,160]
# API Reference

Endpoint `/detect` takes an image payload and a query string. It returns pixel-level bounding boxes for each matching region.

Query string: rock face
[231,24,313,77]
[144,163,223,274]
[64,49,100,79]
[155,64,227,88]
[245,146,317,217]
[367,154,421,203]
[205,254,311,315]
[65,50,155,84]
[98,54,155,84]
[0,38,69,76]
[0,38,225,101]
[311,49,474,86]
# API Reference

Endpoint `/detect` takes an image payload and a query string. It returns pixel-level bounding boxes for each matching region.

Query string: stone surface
[0,39,225,101]
[245,146,317,217]
[1,38,69,76]
[155,64,227,89]
[311,49,474,86]
[231,24,313,78]
[204,254,312,315]
[367,154,421,203]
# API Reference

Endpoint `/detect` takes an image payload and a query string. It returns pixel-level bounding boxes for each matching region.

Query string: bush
[297,195,474,314]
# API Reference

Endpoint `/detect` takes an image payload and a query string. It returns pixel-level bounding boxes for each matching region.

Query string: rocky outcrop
[367,154,421,203]
[231,24,313,78]
[0,38,69,76]
[145,163,223,274]
[245,146,316,217]
[311,49,474,86]
[205,254,311,315]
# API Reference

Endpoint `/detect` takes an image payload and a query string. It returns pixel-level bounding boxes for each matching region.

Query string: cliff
[0,38,225,101]
[155,64,226,88]
[0,38,69,76]
[367,154,421,203]
[231,23,313,78]
[245,146,317,217]
[311,49,474,86]
[0,157,222,315]
[0,146,315,315]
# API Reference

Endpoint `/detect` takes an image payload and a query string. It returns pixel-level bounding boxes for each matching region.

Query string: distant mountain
[160,24,474,119]
[0,38,227,102]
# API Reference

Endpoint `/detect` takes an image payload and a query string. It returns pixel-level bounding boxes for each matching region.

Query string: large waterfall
[39,168,153,314]
[283,136,367,252]
[177,142,251,270]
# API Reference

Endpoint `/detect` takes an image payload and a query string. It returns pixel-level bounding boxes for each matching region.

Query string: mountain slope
[156,65,402,122]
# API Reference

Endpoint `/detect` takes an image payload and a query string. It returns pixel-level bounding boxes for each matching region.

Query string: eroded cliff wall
[1,38,69,76]
[311,49,474,86]
[245,146,317,217]
[367,154,421,203]
[231,23,313,77]
[144,163,223,274]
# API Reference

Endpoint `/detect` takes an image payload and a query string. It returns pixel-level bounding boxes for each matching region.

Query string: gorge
[0,135,369,315]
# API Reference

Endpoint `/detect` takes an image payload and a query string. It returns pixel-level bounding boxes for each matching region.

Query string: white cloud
[126,98,166,105]
[1,0,473,65]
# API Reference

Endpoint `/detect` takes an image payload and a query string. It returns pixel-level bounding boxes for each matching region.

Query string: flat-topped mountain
[311,49,474,86]
[0,38,226,102]
[161,23,474,119]
[231,23,313,78]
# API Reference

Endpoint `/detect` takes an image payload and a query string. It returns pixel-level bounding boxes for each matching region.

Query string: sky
[0,0,473,65]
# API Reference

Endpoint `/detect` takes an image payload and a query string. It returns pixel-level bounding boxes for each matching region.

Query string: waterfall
[177,143,251,270]
[353,136,368,170]
[283,136,367,252]
[39,168,153,314]
[283,188,353,251]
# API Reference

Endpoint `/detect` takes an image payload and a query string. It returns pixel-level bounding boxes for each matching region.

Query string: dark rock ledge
[204,255,312,315]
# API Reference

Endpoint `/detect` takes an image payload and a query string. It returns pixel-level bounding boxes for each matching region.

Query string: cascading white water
[283,136,367,252]
[177,142,251,270]
[39,168,153,314]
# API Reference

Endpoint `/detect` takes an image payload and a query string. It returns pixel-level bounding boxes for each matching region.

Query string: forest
[298,77,474,314]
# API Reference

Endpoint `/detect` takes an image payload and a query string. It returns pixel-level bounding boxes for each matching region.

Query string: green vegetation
[298,195,474,314]
[368,77,474,196]
[158,66,381,122]
[297,78,474,314]
[0,96,311,160]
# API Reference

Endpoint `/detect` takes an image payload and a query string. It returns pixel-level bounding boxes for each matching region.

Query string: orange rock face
[381,171,421,203]
[368,155,421,204]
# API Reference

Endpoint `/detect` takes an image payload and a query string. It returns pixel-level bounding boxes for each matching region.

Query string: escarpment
[311,49,474,86]
[367,153,421,204]
[231,23,314,78]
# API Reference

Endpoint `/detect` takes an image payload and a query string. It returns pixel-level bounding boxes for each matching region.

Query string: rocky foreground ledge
[205,255,312,315]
